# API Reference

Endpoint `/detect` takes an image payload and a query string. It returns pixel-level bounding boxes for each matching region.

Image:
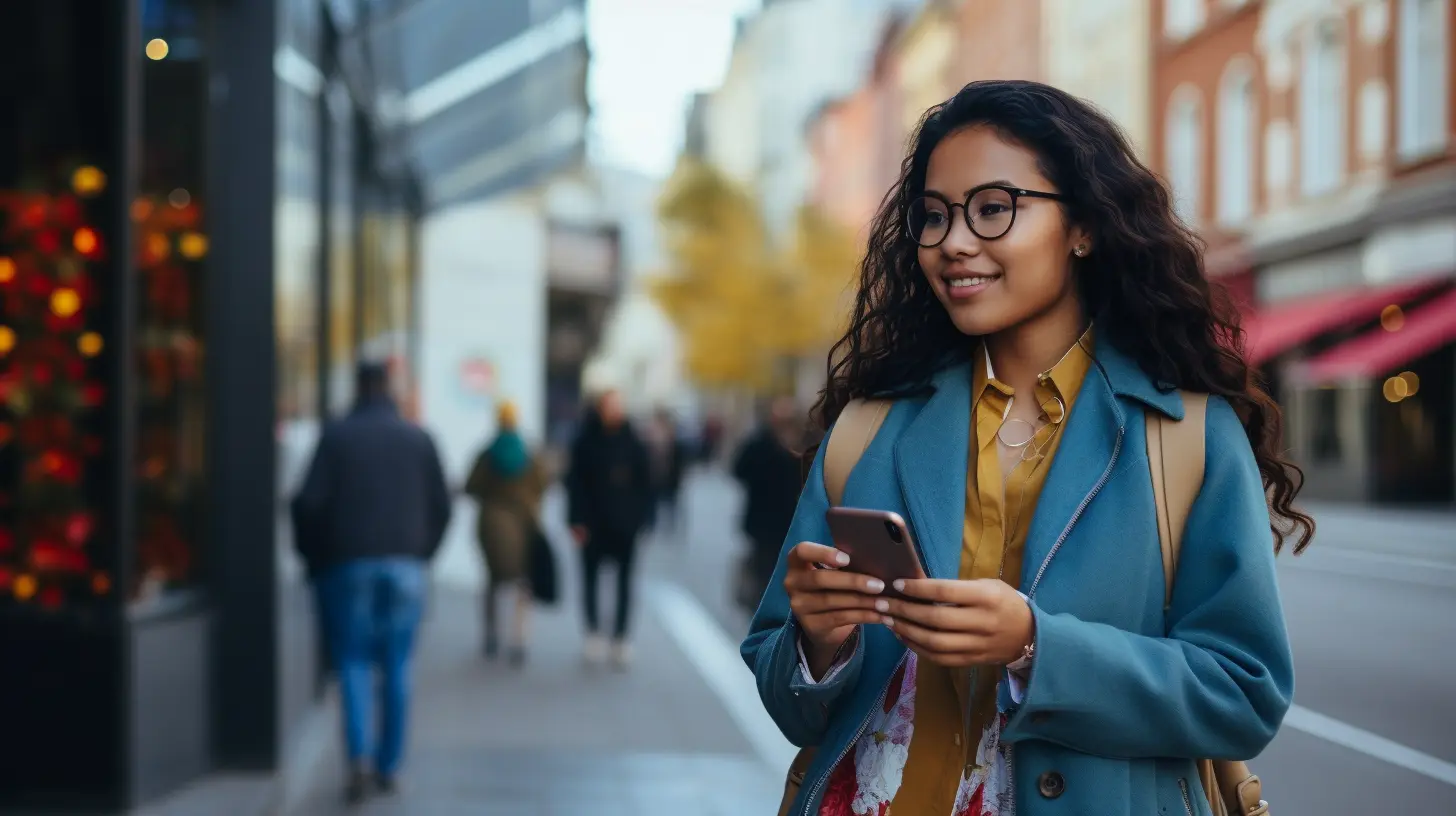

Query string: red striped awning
[1242,280,1443,365]
[1298,287,1456,383]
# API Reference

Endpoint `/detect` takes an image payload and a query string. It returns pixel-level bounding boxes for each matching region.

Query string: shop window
[1308,387,1343,464]
[0,4,120,611]
[131,0,210,605]
[1398,0,1450,160]
[1165,0,1206,39]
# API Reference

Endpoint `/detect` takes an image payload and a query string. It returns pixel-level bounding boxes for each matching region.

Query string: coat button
[1037,771,1065,799]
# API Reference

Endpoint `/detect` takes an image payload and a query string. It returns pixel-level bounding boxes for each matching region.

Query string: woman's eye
[977,203,1010,217]
[924,211,947,225]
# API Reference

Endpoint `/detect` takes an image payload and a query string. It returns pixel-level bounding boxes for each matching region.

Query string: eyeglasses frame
[906,183,1068,247]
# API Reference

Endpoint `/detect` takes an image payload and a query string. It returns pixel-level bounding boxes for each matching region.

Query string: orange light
[1380,305,1405,332]
[0,327,13,355]
[1382,376,1408,403]
[78,332,104,357]
[92,572,112,596]
[50,287,81,318]
[131,198,155,223]
[71,165,107,197]
[40,452,63,473]
[13,574,36,601]
[146,232,171,261]
[0,257,15,283]
[179,232,209,260]
[1399,371,1420,397]
[146,38,169,60]
[73,227,100,255]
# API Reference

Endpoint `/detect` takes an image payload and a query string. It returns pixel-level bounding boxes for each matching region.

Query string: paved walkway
[287,526,785,814]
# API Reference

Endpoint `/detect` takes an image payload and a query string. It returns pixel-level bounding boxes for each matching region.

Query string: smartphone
[824,507,927,600]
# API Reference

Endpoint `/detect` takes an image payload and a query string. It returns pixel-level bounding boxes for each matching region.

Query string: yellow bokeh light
[1380,305,1406,332]
[1399,371,1420,397]
[50,287,82,318]
[0,256,14,283]
[168,188,191,209]
[146,38,169,60]
[13,574,37,601]
[179,232,209,260]
[0,326,15,355]
[73,227,100,255]
[78,332,104,357]
[71,165,108,197]
[1382,376,1408,403]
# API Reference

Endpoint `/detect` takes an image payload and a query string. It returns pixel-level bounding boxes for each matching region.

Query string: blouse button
[1037,770,1066,799]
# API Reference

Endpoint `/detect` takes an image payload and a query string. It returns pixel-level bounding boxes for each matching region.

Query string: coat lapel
[892,364,971,580]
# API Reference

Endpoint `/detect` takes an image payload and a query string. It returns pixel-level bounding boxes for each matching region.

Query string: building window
[1398,0,1450,160]
[1217,60,1256,225]
[1166,86,1204,225]
[1309,387,1343,464]
[1300,18,1346,197]
[1165,0,1206,39]
[1265,118,1293,198]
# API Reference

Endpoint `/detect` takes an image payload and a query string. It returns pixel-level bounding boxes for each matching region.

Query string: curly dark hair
[812,79,1314,554]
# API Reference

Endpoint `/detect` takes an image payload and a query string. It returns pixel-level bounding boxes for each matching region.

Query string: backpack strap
[1145,391,1208,610]
[823,399,891,507]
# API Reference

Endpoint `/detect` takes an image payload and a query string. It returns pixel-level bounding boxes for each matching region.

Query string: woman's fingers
[793,590,882,615]
[883,598,994,635]
[881,613,980,655]
[789,541,849,569]
[786,565,885,595]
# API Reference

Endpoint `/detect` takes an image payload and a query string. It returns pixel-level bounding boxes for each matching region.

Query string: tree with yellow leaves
[649,158,859,397]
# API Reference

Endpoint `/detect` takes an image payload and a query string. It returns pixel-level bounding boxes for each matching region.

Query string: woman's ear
[1068,227,1093,259]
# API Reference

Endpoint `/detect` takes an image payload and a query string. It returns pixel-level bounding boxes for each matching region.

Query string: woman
[465,400,547,666]
[742,80,1313,816]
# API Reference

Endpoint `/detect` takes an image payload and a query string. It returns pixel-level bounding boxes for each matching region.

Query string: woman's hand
[879,578,1034,668]
[784,542,886,677]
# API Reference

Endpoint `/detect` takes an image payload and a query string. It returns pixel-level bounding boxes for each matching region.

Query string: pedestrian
[647,407,689,540]
[730,395,803,613]
[744,80,1314,816]
[291,361,452,806]
[464,399,548,667]
[565,389,653,670]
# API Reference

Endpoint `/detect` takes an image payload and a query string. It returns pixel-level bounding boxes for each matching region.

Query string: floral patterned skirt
[818,654,1013,816]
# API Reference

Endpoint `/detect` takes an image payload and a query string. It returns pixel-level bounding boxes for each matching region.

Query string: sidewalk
[286,546,784,814]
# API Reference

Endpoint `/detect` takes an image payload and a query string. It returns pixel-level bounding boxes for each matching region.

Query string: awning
[1298,286,1456,383]
[1242,279,1443,364]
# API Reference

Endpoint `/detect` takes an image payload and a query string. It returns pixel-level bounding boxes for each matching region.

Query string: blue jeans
[315,557,427,777]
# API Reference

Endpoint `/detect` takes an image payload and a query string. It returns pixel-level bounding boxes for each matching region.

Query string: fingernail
[881,616,895,627]
[865,578,885,593]
[835,551,850,566]
[874,599,889,613]
[892,579,906,592]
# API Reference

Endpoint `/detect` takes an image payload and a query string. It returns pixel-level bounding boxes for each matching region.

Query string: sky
[585,0,763,178]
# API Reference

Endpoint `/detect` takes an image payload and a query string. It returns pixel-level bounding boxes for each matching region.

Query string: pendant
[996,418,1037,448]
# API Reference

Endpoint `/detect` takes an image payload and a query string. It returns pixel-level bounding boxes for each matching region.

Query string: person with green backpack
[741,80,1313,816]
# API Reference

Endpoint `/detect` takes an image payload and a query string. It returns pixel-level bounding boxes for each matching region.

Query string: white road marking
[1285,705,1456,788]
[650,581,799,772]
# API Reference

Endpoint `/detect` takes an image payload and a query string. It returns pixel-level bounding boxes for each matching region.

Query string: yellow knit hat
[496,400,518,429]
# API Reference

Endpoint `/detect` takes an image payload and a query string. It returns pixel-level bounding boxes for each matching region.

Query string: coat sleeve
[1002,396,1295,760]
[565,433,591,528]
[420,432,453,560]
[740,431,866,747]
[290,426,338,573]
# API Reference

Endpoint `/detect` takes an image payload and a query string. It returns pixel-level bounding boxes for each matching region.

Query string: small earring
[1074,245,1087,257]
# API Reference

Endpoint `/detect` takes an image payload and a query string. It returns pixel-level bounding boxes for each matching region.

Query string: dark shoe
[375,774,398,796]
[344,767,371,806]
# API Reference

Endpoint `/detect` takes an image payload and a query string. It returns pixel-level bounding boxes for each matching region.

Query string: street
[282,467,1455,815]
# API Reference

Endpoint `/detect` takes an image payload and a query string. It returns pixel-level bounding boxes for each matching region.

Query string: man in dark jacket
[291,361,451,805]
[565,389,653,670]
[731,396,803,613]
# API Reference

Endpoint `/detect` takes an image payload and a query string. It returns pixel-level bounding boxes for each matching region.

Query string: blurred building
[0,0,589,811]
[1152,0,1456,505]
[1042,0,1153,154]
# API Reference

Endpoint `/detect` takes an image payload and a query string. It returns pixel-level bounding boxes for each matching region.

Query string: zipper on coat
[1025,428,1123,599]
[800,652,909,816]
[1178,777,1196,816]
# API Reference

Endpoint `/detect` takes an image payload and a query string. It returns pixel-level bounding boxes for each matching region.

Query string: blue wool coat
[741,341,1294,816]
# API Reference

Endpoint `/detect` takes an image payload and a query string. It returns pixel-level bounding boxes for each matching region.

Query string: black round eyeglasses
[906,184,1067,247]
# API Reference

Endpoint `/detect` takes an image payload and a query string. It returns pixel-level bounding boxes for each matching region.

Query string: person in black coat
[731,395,804,613]
[565,389,653,669]
[290,361,451,805]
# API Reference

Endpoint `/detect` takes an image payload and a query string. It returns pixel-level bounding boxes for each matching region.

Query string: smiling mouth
[945,274,1001,290]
